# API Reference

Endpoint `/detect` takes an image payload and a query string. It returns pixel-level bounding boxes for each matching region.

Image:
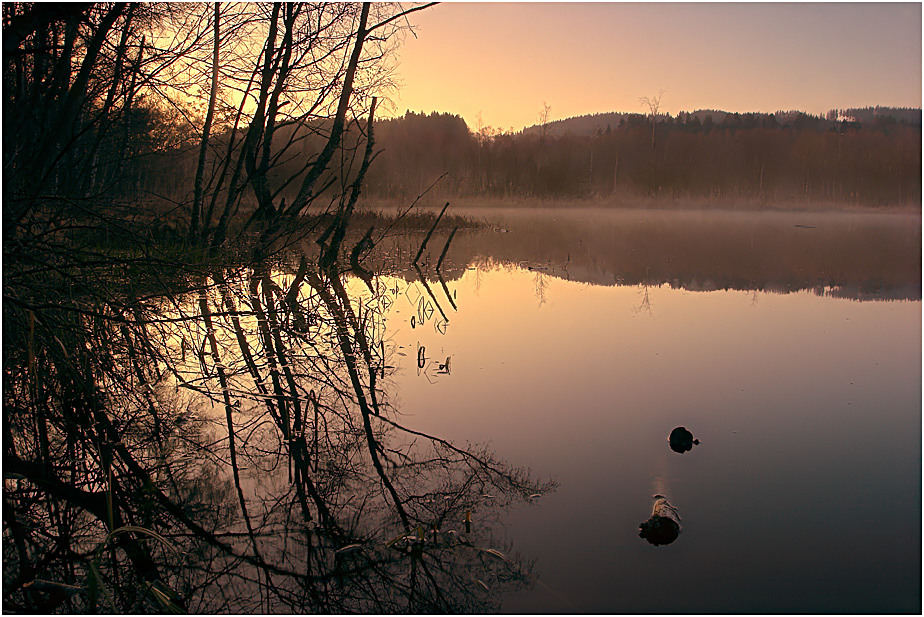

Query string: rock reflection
[3,255,551,613]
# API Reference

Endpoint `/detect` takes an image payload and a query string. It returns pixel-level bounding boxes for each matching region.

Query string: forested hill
[131,107,921,209]
[521,110,726,137]
[359,107,920,206]
[520,106,921,137]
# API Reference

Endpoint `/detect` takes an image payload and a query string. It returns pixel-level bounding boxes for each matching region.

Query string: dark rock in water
[639,496,681,546]
[639,516,680,546]
[669,426,699,453]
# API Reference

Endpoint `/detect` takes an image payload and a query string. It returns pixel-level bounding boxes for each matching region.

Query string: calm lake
[365,207,921,613]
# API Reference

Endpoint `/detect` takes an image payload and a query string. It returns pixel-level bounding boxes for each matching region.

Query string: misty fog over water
[4,2,920,613]
[368,206,920,612]
[364,206,921,300]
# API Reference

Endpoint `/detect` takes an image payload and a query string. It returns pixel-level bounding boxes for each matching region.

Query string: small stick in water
[436,225,458,272]
[414,201,450,265]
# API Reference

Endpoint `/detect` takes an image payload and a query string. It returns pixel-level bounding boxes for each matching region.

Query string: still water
[369,208,921,613]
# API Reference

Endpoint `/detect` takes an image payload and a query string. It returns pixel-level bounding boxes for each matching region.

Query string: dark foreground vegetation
[3,3,549,612]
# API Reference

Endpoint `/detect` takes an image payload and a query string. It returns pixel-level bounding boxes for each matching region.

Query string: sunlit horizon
[388,2,922,132]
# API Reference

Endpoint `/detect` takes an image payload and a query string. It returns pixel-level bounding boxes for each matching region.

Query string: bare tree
[538,100,552,141]
[3,3,550,613]
[639,90,664,150]
[189,2,221,239]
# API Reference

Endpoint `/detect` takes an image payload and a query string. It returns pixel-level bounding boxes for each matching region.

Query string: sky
[387,2,922,132]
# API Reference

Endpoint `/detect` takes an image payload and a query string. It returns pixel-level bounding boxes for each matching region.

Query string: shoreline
[359,195,922,216]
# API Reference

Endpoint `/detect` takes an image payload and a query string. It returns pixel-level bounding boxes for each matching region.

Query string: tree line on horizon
[123,105,921,209]
[360,107,921,206]
[5,0,916,214]
[523,106,922,139]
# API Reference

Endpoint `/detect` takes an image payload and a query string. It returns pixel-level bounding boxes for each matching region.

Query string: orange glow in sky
[389,2,922,132]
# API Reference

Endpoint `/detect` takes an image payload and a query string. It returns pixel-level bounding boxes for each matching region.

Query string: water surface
[370,208,921,612]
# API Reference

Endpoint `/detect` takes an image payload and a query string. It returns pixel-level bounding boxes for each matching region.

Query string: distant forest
[124,105,920,209]
[362,106,921,206]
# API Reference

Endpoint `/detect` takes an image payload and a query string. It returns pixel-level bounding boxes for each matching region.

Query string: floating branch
[414,263,448,323]
[436,226,458,273]
[414,201,450,266]
[437,271,458,312]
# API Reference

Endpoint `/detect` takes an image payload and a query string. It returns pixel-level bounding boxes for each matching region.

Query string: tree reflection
[4,254,551,613]
[2,1,547,611]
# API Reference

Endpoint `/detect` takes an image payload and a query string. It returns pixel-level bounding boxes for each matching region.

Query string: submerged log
[639,495,681,546]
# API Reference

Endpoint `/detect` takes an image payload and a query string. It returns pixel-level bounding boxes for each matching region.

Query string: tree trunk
[191,3,221,240]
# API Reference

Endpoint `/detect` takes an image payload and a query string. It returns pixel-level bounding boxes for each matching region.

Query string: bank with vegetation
[3,4,546,613]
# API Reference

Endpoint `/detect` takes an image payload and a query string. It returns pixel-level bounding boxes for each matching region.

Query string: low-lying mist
[359,206,921,300]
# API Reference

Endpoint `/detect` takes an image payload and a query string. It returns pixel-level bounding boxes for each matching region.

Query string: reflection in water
[3,254,552,613]
[636,282,654,316]
[381,255,919,612]
[371,208,921,301]
[639,496,682,546]
[438,270,459,312]
[6,206,920,613]
[534,270,549,307]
